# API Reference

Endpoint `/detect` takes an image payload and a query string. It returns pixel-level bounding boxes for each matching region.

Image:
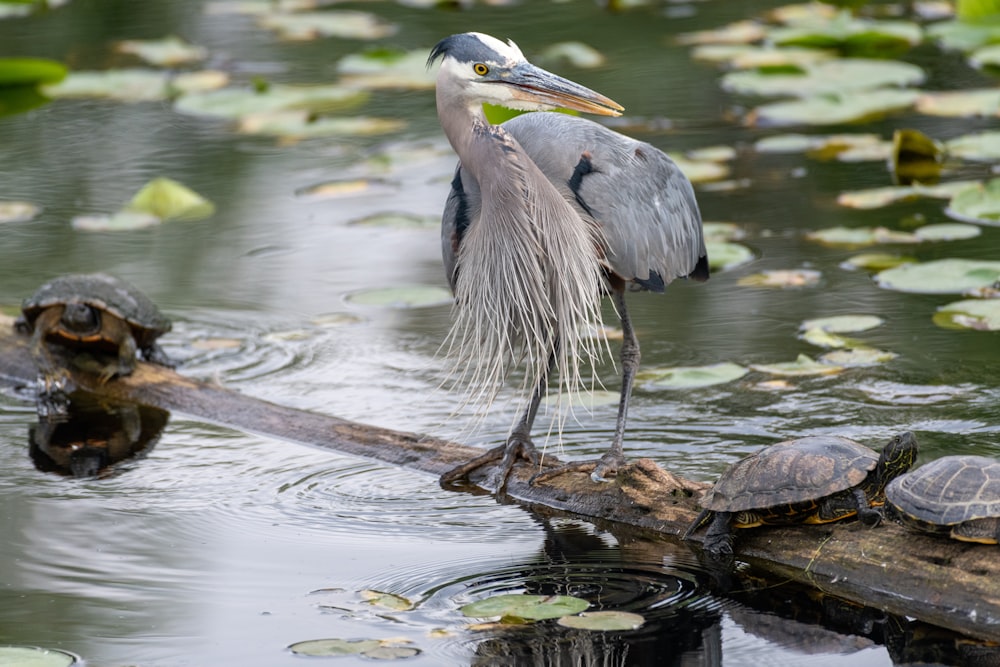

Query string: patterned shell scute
[22,273,171,339]
[886,455,1000,526]
[701,436,879,512]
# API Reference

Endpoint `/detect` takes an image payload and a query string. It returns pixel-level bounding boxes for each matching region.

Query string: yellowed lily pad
[750,89,918,126]
[722,59,924,98]
[806,226,917,247]
[703,222,745,241]
[71,210,162,231]
[946,178,1000,225]
[296,178,397,200]
[737,269,820,288]
[841,253,917,272]
[750,354,844,376]
[128,177,215,222]
[258,11,396,40]
[360,590,414,611]
[668,154,730,183]
[819,347,898,366]
[557,610,646,631]
[345,286,452,308]
[639,362,749,389]
[174,84,368,119]
[915,89,1000,117]
[347,212,437,229]
[0,200,40,223]
[934,299,1000,331]
[706,241,754,271]
[461,594,589,621]
[42,68,170,101]
[116,36,208,66]
[542,390,621,408]
[237,111,405,139]
[837,181,978,209]
[676,20,767,46]
[537,42,607,69]
[875,259,1000,294]
[801,314,884,334]
[337,48,436,90]
[0,646,77,666]
[800,328,856,349]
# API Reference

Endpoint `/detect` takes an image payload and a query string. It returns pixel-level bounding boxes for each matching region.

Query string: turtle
[16,273,173,417]
[885,455,1000,545]
[683,432,919,557]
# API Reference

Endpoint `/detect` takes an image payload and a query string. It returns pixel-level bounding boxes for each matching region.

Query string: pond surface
[1,0,999,665]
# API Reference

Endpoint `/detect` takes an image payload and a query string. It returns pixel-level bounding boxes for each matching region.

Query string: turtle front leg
[141,341,176,369]
[852,487,882,527]
[28,308,74,419]
[702,511,735,557]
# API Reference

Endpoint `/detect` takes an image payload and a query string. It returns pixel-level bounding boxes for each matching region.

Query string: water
[1,0,999,664]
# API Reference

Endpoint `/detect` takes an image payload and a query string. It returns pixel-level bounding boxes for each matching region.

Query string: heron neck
[435,83,488,163]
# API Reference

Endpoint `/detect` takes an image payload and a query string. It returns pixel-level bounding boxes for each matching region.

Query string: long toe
[440,437,541,491]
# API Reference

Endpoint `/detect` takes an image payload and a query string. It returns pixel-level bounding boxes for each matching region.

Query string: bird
[428,32,708,490]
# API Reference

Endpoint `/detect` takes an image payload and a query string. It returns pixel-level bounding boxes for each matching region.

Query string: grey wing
[502,112,708,291]
[441,162,481,293]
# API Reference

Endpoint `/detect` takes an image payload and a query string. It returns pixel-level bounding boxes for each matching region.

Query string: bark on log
[0,314,997,642]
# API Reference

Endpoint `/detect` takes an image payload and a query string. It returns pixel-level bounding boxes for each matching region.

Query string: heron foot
[439,435,541,491]
[530,451,626,485]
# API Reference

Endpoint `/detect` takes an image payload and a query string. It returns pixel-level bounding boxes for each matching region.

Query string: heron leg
[531,289,636,485]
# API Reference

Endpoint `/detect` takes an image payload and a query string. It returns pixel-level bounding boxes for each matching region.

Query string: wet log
[0,314,997,642]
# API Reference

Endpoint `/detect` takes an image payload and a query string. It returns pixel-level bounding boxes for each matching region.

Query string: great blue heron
[429,32,708,489]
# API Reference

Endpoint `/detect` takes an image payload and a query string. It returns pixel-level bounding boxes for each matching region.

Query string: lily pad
[891,128,943,185]
[801,314,884,334]
[915,89,1000,117]
[800,328,857,349]
[750,354,845,376]
[819,347,898,366]
[946,130,1000,161]
[768,12,923,55]
[686,145,736,162]
[875,259,1000,294]
[557,611,646,631]
[537,42,607,69]
[42,68,171,101]
[71,210,162,231]
[722,59,924,98]
[345,286,452,308]
[257,11,396,40]
[668,154,730,183]
[934,298,1000,331]
[706,241,754,271]
[737,269,821,288]
[127,177,215,222]
[236,111,405,139]
[703,222,745,241]
[0,200,40,222]
[926,19,1000,53]
[0,57,67,86]
[288,638,381,656]
[749,89,918,126]
[676,20,767,46]
[970,43,1000,69]
[461,594,589,621]
[755,133,887,159]
[946,178,1000,225]
[116,36,207,66]
[347,212,437,229]
[639,362,749,389]
[837,181,979,209]
[297,178,397,199]
[841,252,917,272]
[337,48,436,90]
[806,226,917,247]
[363,646,421,659]
[174,84,368,120]
[0,646,77,667]
[913,223,981,241]
[360,590,414,611]
[691,44,836,69]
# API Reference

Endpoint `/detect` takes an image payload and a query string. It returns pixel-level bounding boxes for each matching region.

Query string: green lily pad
[71,210,162,231]
[926,18,1000,53]
[819,347,898,366]
[946,130,1000,161]
[800,328,857,349]
[806,226,917,247]
[639,362,749,389]
[749,89,918,126]
[537,42,607,69]
[363,646,421,659]
[691,44,836,69]
[934,298,1000,331]
[257,11,396,40]
[970,42,1000,69]
[875,259,1000,294]
[0,646,77,667]
[348,212,437,229]
[750,353,845,376]
[236,111,405,139]
[461,594,590,620]
[913,223,981,241]
[0,84,49,116]
[0,57,67,86]
[915,89,1000,117]
[127,177,215,222]
[557,610,646,631]
[801,314,884,333]
[755,133,886,159]
[42,68,171,101]
[946,178,1000,225]
[0,200,40,222]
[345,286,452,308]
[837,181,979,209]
[768,12,922,55]
[289,638,381,656]
[706,241,754,271]
[841,252,917,272]
[722,59,924,98]
[360,590,414,611]
[174,84,368,120]
[337,48,436,90]
[116,36,208,66]
[737,269,821,288]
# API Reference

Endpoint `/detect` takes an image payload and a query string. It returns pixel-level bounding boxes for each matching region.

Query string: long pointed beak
[498,62,624,117]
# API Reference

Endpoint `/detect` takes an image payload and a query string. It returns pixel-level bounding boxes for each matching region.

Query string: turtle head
[61,303,100,334]
[876,431,918,488]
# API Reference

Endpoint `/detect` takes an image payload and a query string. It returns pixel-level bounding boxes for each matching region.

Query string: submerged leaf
[297,178,397,199]
[71,210,162,231]
[345,286,452,308]
[934,298,1000,331]
[557,611,646,631]
[127,177,215,221]
[639,362,749,389]
[461,594,590,620]
[875,259,1000,294]
[347,212,437,229]
[360,590,414,611]
[800,328,856,349]
[751,354,844,376]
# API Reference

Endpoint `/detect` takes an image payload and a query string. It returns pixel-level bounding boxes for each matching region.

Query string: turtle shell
[885,455,1000,527]
[700,436,879,513]
[21,273,171,346]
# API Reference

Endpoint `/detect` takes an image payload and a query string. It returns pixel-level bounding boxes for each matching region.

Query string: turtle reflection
[29,393,169,477]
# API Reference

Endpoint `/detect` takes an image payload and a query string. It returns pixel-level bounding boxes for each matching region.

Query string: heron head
[428,32,623,117]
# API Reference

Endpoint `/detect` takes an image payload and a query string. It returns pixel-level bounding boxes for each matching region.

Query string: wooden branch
[1,314,997,642]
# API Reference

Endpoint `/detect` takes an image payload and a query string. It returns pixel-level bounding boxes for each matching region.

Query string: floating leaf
[806,226,917,247]
[970,42,1000,69]
[750,354,844,376]
[801,315,884,333]
[348,212,437,229]
[171,70,229,94]
[722,59,924,98]
[800,328,856,349]
[668,154,729,182]
[557,611,646,631]
[891,128,943,185]
[934,298,1000,331]
[749,89,918,126]
[819,347,898,366]
[0,57,67,86]
[116,36,208,66]
[360,590,414,611]
[297,178,397,199]
[946,178,1000,225]
[926,19,1000,52]
[537,42,606,68]
[258,11,396,40]
[174,84,368,120]
[0,200,40,222]
[737,269,821,288]
[756,133,886,159]
[915,89,1000,117]
[289,638,381,656]
[946,130,1000,161]
[875,259,1000,294]
[639,362,749,389]
[837,181,978,209]
[913,223,981,241]
[676,20,767,46]
[71,210,162,231]
[691,44,836,69]
[686,145,736,163]
[856,381,965,404]
[42,68,170,101]
[461,594,590,621]
[768,11,922,55]
[706,241,754,271]
[703,222,745,241]
[841,253,917,272]
[127,177,215,222]
[337,49,436,90]
[0,646,77,667]
[364,646,421,659]
[236,110,405,139]
[755,133,820,153]
[345,286,452,308]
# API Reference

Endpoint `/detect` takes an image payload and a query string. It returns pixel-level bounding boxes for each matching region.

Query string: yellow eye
[473,63,489,76]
